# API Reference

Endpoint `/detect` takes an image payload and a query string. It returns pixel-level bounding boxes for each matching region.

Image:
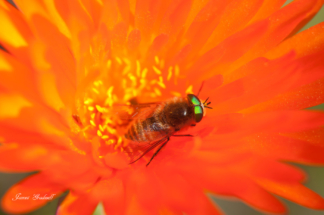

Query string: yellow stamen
[186,85,193,94]
[102,135,109,139]
[141,68,148,78]
[107,60,112,68]
[92,88,99,94]
[123,58,131,65]
[94,80,102,87]
[136,60,141,77]
[90,120,96,126]
[153,66,162,75]
[84,98,93,104]
[99,124,104,131]
[171,91,182,97]
[154,56,160,65]
[96,105,104,112]
[167,67,173,80]
[158,82,166,89]
[123,65,131,75]
[91,113,96,119]
[174,65,180,85]
[97,130,102,136]
[115,57,122,65]
[107,86,114,97]
[154,88,162,96]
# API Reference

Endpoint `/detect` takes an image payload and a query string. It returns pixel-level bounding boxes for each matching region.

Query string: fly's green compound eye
[194,106,203,122]
[187,94,201,106]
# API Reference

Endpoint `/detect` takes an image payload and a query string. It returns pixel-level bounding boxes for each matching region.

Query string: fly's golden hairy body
[124,97,195,142]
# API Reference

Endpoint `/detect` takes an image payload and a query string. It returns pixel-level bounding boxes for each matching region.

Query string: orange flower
[1,0,324,214]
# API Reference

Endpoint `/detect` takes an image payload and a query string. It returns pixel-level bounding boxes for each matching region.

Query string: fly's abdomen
[124,113,170,142]
[125,119,144,142]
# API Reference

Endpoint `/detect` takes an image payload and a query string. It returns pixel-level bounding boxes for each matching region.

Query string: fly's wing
[124,137,169,164]
[107,103,160,122]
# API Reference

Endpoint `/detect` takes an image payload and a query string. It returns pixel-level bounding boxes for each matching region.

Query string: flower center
[70,33,184,156]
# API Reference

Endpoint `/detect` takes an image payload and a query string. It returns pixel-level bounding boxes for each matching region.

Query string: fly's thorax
[162,97,195,129]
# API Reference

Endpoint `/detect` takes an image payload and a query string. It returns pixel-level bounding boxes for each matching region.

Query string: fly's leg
[146,137,170,166]
[172,134,194,137]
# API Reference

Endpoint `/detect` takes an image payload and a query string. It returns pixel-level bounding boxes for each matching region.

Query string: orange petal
[0,144,58,172]
[79,0,102,29]
[244,134,324,164]
[187,194,223,215]
[212,111,324,135]
[0,105,69,141]
[249,0,286,23]
[257,180,324,209]
[176,166,286,214]
[0,1,30,49]
[183,0,233,56]
[245,77,324,112]
[96,178,125,214]
[202,0,264,53]
[127,29,141,51]
[266,22,324,59]
[104,152,129,169]
[30,14,76,107]
[245,159,306,183]
[214,51,324,113]
[112,22,128,52]
[285,127,324,147]
[154,167,222,214]
[124,170,161,214]
[124,195,152,215]
[147,33,169,58]
[0,51,44,103]
[116,0,132,27]
[43,152,93,185]
[57,192,98,215]
[134,0,162,39]
[100,0,119,29]
[54,0,94,36]
[159,0,192,40]
[186,19,269,83]
[1,173,65,214]
[234,0,324,71]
